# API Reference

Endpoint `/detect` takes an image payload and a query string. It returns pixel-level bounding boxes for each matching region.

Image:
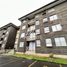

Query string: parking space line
[28,61,37,67]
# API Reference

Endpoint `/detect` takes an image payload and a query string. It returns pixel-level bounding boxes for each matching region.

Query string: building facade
[18,0,67,55]
[0,23,19,50]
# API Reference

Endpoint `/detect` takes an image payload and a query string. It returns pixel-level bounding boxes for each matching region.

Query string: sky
[0,0,54,27]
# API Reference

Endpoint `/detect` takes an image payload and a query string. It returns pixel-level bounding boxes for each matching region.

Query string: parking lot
[0,55,67,67]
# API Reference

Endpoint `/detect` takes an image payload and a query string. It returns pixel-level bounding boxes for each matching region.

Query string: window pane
[36,29,40,35]
[55,38,61,46]
[56,24,62,31]
[36,40,41,47]
[21,33,25,38]
[22,26,26,30]
[46,39,52,46]
[30,25,35,31]
[52,25,57,32]
[35,21,39,25]
[44,27,50,33]
[60,37,67,46]
[48,9,55,13]
[23,20,26,23]
[4,37,7,41]
[52,24,62,32]
[30,33,35,38]
[43,18,48,22]
[50,15,58,21]
[19,42,24,47]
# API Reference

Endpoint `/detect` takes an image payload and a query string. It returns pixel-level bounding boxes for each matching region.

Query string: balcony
[28,20,35,25]
[26,36,36,41]
[27,26,35,32]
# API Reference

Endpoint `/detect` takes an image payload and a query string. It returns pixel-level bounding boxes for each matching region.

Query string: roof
[18,0,67,21]
[0,23,19,31]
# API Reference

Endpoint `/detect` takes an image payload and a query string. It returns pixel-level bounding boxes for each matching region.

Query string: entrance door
[29,42,35,52]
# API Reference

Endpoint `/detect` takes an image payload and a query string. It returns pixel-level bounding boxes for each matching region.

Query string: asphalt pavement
[0,55,67,67]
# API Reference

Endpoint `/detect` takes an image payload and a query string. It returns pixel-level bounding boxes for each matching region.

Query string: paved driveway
[0,55,67,67]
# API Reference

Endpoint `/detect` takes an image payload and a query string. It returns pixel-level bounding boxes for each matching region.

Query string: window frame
[44,27,50,33]
[46,38,52,47]
[19,42,24,47]
[36,40,41,47]
[36,29,40,35]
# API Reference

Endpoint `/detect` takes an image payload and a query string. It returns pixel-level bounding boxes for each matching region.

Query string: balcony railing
[26,36,36,41]
[28,20,35,25]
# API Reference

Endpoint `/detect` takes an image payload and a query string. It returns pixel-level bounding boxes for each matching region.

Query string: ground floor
[18,34,67,55]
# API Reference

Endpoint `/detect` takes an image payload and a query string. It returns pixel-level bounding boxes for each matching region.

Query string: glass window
[36,29,40,35]
[6,32,9,35]
[1,44,5,48]
[52,24,62,32]
[0,41,2,44]
[46,39,52,47]
[35,21,39,25]
[36,40,41,47]
[35,15,39,18]
[30,25,35,31]
[49,15,58,21]
[44,27,50,33]
[22,25,26,30]
[4,37,7,41]
[30,33,35,38]
[23,20,27,23]
[48,9,55,13]
[19,42,24,47]
[55,37,67,46]
[20,33,25,38]
[43,18,48,23]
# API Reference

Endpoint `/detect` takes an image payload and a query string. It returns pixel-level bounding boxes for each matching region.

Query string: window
[44,27,50,33]
[52,24,62,32]
[30,25,35,31]
[43,18,48,23]
[48,9,55,13]
[27,25,35,31]
[23,20,27,23]
[35,15,39,18]
[0,41,2,44]
[35,21,39,25]
[6,32,9,35]
[36,29,40,35]
[22,25,26,30]
[30,33,35,38]
[55,37,67,46]
[36,40,41,47]
[49,15,58,21]
[4,37,7,41]
[46,39,52,47]
[1,44,5,48]
[20,33,25,38]
[19,42,24,47]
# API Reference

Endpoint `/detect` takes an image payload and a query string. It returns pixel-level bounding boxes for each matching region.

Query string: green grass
[14,53,67,64]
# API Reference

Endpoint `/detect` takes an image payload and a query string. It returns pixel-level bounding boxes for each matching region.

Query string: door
[29,42,35,52]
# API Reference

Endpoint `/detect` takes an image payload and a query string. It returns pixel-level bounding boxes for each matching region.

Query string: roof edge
[18,0,67,21]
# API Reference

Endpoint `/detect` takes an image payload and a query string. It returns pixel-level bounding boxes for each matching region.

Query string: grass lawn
[14,53,67,65]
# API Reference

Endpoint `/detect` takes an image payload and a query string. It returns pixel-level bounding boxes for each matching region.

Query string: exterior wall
[5,26,17,49]
[18,1,67,55]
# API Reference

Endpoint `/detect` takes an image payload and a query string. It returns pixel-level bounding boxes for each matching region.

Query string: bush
[49,53,54,58]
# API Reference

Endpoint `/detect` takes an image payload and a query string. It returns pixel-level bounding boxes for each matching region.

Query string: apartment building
[14,28,20,51]
[18,0,67,55]
[0,23,19,50]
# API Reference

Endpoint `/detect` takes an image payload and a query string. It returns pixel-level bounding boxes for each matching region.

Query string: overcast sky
[0,0,54,27]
